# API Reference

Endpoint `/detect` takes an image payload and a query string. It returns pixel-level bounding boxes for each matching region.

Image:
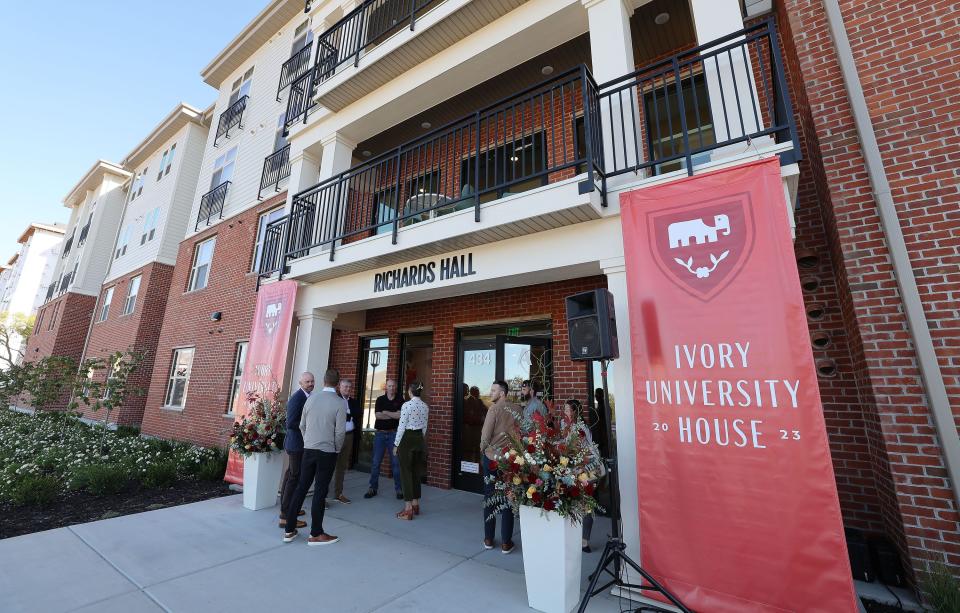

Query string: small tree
[21,355,78,414]
[0,312,35,369]
[71,351,146,429]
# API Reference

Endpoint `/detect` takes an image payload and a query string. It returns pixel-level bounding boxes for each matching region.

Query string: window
[115,225,131,259]
[273,114,288,153]
[229,67,254,105]
[102,355,121,400]
[228,341,248,414]
[122,275,141,315]
[460,131,547,203]
[34,308,44,333]
[291,21,313,55]
[98,287,114,322]
[164,347,194,408]
[47,301,60,330]
[642,73,715,175]
[156,143,176,180]
[211,147,237,189]
[141,208,161,244]
[188,237,216,291]
[130,168,149,201]
[252,208,285,271]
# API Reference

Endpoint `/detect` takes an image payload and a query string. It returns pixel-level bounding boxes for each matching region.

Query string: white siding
[69,175,128,297]
[158,123,208,264]
[0,229,63,316]
[186,11,310,238]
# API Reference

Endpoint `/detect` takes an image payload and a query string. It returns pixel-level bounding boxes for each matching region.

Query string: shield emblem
[263,300,284,336]
[646,191,755,302]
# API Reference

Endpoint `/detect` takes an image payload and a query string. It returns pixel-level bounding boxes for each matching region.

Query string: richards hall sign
[372,252,477,293]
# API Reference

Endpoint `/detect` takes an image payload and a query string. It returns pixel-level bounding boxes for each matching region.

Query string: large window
[164,347,194,408]
[156,143,176,181]
[141,207,161,245]
[98,287,114,322]
[460,131,547,203]
[643,73,715,175]
[188,237,216,291]
[211,147,237,190]
[47,301,60,330]
[252,208,286,272]
[227,341,248,415]
[130,168,148,201]
[122,275,141,315]
[229,67,254,105]
[291,20,312,54]
[115,225,131,259]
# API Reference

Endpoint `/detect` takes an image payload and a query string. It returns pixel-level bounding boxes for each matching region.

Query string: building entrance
[452,322,552,492]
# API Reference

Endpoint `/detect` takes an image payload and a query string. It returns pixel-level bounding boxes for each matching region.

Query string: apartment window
[188,237,216,291]
[252,208,286,271]
[210,147,237,189]
[156,143,177,181]
[115,225,131,259]
[227,341,249,415]
[291,21,313,55]
[122,275,141,315]
[164,347,194,408]
[141,207,161,244]
[102,356,121,400]
[98,287,114,322]
[47,301,60,330]
[642,73,715,175]
[273,114,288,153]
[229,67,254,105]
[34,308,45,333]
[130,168,148,201]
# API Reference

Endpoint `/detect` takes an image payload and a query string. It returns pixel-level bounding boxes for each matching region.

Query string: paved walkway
[0,471,630,613]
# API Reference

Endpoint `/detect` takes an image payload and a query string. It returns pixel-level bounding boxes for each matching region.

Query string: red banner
[224,279,298,485]
[620,158,856,612]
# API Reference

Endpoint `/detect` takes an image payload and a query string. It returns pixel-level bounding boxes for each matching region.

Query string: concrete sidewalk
[0,471,630,613]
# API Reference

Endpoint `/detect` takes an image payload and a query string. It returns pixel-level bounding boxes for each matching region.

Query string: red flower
[578,429,586,438]
[526,474,537,484]
[488,461,498,471]
[526,444,536,453]
[568,486,581,498]
[502,446,511,454]
[510,462,521,473]
[532,492,542,503]
[585,483,596,496]
[543,499,556,511]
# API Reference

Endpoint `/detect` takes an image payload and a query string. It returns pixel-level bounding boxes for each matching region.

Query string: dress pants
[285,449,337,536]
[397,429,425,502]
[279,450,302,518]
[331,432,354,498]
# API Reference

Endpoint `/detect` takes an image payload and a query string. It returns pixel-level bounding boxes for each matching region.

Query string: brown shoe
[501,541,515,555]
[483,538,494,550]
[336,495,352,504]
[279,520,307,529]
[306,533,339,546]
[278,509,306,520]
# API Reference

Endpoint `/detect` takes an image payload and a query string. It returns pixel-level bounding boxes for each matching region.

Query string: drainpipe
[821,0,960,508]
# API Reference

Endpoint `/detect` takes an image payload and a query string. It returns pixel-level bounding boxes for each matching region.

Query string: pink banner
[620,158,857,611]
[224,279,298,484]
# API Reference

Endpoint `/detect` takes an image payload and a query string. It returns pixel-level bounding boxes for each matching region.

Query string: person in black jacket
[279,372,314,528]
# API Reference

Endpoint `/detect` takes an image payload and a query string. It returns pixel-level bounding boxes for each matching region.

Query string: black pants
[279,450,303,518]
[285,449,337,536]
[397,429,425,502]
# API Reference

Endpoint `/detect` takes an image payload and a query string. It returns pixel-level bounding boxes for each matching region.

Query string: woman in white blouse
[394,381,429,520]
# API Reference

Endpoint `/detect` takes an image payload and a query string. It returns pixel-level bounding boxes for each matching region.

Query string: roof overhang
[5,255,17,267]
[200,0,304,88]
[63,160,132,209]
[17,223,66,244]
[121,103,207,169]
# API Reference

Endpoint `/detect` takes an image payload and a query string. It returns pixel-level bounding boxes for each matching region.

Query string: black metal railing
[304,0,312,12]
[277,43,314,100]
[284,64,319,131]
[214,96,248,146]
[257,217,289,285]
[58,272,72,294]
[44,283,55,302]
[196,182,230,230]
[259,145,292,199]
[262,19,798,285]
[596,18,799,184]
[77,222,90,246]
[61,233,74,258]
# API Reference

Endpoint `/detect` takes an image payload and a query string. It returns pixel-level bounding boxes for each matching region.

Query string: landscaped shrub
[9,474,58,507]
[142,461,177,489]
[196,451,228,482]
[71,464,130,495]
[115,425,141,438]
[923,561,960,613]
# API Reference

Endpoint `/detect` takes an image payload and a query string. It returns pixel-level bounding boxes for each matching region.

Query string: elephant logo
[263,300,284,336]
[647,193,755,301]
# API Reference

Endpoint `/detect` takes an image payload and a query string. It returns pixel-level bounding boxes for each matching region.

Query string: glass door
[453,339,495,492]
[496,336,552,409]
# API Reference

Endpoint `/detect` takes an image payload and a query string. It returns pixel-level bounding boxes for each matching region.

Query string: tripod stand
[577,359,692,613]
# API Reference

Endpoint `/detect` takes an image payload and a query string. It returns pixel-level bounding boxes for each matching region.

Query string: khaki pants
[331,432,354,498]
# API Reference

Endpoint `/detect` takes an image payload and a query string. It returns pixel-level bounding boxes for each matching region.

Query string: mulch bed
[0,478,234,540]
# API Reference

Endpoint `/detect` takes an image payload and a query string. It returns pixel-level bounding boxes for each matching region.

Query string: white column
[601,256,641,564]
[689,0,767,148]
[318,133,357,252]
[286,149,320,210]
[291,308,336,382]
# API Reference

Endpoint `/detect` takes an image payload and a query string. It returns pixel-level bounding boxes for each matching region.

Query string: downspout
[821,0,960,508]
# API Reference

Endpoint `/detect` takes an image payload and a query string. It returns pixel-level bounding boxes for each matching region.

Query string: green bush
[924,561,960,613]
[115,425,141,438]
[196,451,228,481]
[72,464,130,495]
[9,474,59,507]
[142,461,177,489]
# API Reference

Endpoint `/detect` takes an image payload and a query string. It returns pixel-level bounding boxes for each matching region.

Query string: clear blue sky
[0,0,268,258]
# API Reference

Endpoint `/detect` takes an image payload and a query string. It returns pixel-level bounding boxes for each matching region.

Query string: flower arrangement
[229,391,286,457]
[485,412,604,522]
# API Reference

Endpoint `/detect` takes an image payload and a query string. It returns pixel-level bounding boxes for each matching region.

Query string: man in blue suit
[279,372,315,528]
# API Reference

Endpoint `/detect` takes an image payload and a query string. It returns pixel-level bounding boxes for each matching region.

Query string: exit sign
[506,327,520,337]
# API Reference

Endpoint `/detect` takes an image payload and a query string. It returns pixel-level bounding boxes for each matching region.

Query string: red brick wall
[81,262,174,426]
[779,0,960,579]
[328,275,607,489]
[140,192,288,449]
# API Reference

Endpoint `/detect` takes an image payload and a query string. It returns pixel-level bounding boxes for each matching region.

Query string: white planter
[519,505,583,613]
[242,451,284,511]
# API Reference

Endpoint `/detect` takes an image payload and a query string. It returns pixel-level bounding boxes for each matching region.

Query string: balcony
[77,222,90,246]
[61,233,74,259]
[277,43,313,101]
[257,217,289,288]
[259,145,292,200]
[196,181,231,231]
[214,96,248,147]
[262,20,799,284]
[44,283,55,302]
[58,272,73,294]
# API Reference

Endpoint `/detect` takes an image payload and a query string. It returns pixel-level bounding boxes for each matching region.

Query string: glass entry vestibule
[453,322,553,492]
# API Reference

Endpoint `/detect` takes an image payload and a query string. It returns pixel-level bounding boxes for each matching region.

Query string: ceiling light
[541,65,554,75]
[421,121,432,129]
[654,12,670,25]
[362,150,372,157]
[510,155,519,162]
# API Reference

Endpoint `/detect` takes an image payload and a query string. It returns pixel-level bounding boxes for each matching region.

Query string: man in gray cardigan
[283,368,346,546]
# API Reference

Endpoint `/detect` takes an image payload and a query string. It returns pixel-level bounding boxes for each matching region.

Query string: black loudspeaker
[565,289,619,361]
[844,528,875,582]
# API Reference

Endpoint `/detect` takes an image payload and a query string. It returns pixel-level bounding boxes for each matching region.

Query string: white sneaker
[283,530,298,543]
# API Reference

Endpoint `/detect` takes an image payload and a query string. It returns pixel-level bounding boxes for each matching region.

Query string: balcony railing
[277,43,314,101]
[214,96,249,147]
[44,283,55,302]
[196,181,230,230]
[61,234,74,259]
[259,145,292,200]
[257,217,289,286]
[77,222,90,246]
[58,272,72,294]
[263,19,799,283]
